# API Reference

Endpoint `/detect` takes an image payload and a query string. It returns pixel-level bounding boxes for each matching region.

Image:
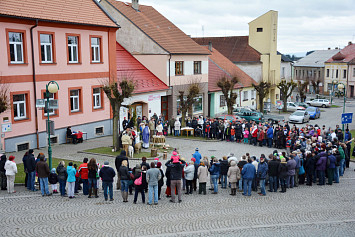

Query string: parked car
[295,102,309,108]
[264,114,285,124]
[285,102,306,111]
[305,106,321,119]
[217,114,243,123]
[236,110,264,123]
[233,107,255,114]
[288,110,310,124]
[306,99,330,108]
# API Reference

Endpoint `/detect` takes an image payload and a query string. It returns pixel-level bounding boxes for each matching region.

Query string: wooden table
[181,127,194,137]
[152,135,166,147]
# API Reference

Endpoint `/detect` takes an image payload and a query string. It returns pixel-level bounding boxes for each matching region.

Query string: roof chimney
[349,41,352,45]
[132,0,139,11]
[328,47,331,50]
[208,41,212,52]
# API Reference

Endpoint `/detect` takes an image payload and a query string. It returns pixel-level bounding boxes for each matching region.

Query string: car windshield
[292,111,304,116]
[306,107,315,112]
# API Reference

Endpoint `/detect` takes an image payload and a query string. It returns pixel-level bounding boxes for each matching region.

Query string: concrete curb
[77,150,161,160]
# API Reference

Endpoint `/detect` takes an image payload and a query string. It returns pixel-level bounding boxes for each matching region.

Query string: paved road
[0,161,354,236]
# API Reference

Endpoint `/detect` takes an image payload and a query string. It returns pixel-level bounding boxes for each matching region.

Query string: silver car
[288,110,310,124]
[306,99,331,108]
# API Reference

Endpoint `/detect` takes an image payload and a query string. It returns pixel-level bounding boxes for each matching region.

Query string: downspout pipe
[168,53,172,87]
[30,19,39,149]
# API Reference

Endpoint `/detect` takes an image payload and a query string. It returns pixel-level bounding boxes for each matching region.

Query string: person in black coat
[278,158,288,193]
[268,156,280,192]
[219,157,229,189]
[115,150,128,190]
[99,161,116,201]
[157,162,165,199]
[25,149,36,191]
[133,166,147,204]
[0,155,7,190]
[305,152,316,186]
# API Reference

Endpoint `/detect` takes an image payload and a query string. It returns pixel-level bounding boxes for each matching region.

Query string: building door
[350,85,354,97]
[161,96,168,120]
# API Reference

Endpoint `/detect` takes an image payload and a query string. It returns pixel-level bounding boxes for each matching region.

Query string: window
[343,69,347,79]
[251,90,255,100]
[243,91,248,101]
[95,127,104,135]
[176,94,203,115]
[220,95,226,107]
[193,61,201,74]
[295,70,297,77]
[67,35,79,63]
[326,69,330,77]
[17,142,29,152]
[327,83,332,91]
[93,87,101,109]
[43,92,55,116]
[318,71,321,79]
[281,67,285,78]
[336,69,338,78]
[257,28,263,32]
[40,34,53,63]
[13,94,26,120]
[175,61,184,75]
[353,68,355,77]
[8,32,24,63]
[91,37,101,63]
[70,89,80,112]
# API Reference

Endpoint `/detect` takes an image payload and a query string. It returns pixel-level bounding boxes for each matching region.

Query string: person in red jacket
[78,158,89,195]
[258,128,265,147]
[251,125,258,146]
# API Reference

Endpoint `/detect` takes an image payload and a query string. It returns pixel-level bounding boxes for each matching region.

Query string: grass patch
[84,147,152,159]
[15,157,77,184]
[331,105,340,108]
[170,135,208,141]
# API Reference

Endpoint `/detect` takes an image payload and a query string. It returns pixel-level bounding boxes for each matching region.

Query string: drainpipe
[168,54,172,87]
[30,19,39,149]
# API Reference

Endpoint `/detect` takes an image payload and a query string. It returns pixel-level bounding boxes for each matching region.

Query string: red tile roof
[193,36,261,62]
[105,0,209,55]
[116,43,168,94]
[204,46,257,92]
[0,0,118,28]
[326,43,355,63]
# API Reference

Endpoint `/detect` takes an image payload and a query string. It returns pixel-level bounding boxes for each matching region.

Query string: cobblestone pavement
[1,100,354,236]
[0,163,354,236]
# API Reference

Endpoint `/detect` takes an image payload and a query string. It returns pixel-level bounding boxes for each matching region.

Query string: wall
[281,61,292,81]
[234,62,262,83]
[133,54,168,85]
[100,0,167,55]
[324,63,348,94]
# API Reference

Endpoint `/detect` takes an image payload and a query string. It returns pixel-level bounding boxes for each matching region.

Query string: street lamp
[331,80,338,104]
[337,83,346,134]
[46,81,59,170]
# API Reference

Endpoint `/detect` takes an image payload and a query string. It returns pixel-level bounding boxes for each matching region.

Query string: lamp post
[46,81,59,170]
[337,83,346,134]
[330,80,338,104]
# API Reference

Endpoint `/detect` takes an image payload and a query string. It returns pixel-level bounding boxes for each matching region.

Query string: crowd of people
[0,122,353,203]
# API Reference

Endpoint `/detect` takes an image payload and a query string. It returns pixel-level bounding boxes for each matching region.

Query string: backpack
[134,174,142,186]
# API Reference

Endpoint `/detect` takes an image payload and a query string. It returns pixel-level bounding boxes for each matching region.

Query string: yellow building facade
[248,10,281,104]
[324,63,348,94]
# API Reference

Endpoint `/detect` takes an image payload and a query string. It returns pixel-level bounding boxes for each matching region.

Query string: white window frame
[193,61,201,74]
[353,68,355,77]
[220,95,226,107]
[44,92,55,116]
[251,90,255,100]
[243,91,248,101]
[13,94,26,120]
[91,37,100,63]
[70,89,80,112]
[93,88,101,109]
[40,34,53,63]
[68,36,78,63]
[9,32,24,63]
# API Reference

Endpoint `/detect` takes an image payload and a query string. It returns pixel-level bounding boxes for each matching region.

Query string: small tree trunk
[259,96,264,113]
[282,97,287,112]
[112,113,119,151]
[181,110,187,127]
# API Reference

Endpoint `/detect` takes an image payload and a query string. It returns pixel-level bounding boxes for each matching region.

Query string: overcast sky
[139,0,355,55]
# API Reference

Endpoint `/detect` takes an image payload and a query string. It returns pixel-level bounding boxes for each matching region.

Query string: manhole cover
[208,150,217,151]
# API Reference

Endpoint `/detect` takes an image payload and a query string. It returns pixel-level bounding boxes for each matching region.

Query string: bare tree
[277,80,297,112]
[310,79,321,95]
[178,83,200,127]
[217,76,238,114]
[253,82,271,113]
[298,81,309,102]
[102,77,135,151]
[0,80,9,114]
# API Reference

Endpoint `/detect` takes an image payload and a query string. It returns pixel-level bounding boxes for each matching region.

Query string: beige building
[194,10,281,107]
[248,10,281,104]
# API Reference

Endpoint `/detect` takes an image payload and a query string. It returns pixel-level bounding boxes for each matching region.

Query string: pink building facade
[0,4,118,152]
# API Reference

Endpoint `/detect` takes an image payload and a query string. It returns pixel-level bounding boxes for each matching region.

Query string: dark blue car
[305,106,320,119]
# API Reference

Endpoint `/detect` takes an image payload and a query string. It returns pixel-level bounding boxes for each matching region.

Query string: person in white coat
[4,155,17,194]
[174,118,181,136]
[183,161,195,194]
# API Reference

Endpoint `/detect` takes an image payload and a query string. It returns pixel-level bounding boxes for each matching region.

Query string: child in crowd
[243,128,249,144]
[49,168,58,193]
